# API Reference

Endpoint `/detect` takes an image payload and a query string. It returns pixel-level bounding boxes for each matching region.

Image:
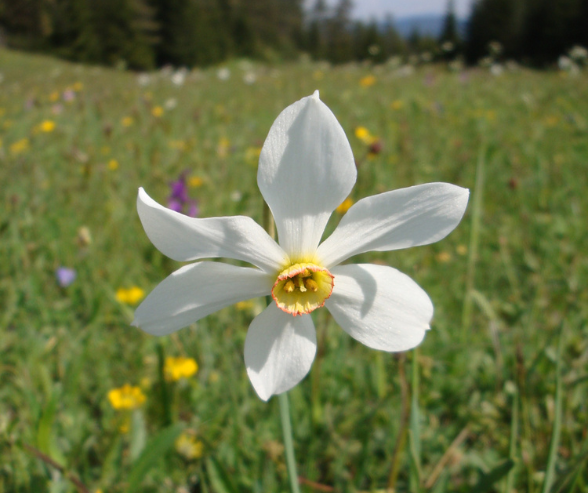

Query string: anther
[283,280,295,293]
[297,276,307,292]
[304,279,318,292]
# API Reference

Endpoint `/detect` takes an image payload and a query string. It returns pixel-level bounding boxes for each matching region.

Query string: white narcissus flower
[133,91,469,401]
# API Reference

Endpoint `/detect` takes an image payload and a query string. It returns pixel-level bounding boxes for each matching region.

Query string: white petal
[245,303,316,401]
[257,91,357,260]
[133,262,273,336]
[137,188,288,273]
[326,264,433,352]
[317,182,469,268]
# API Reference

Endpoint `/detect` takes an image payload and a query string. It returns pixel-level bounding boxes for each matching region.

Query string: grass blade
[125,423,184,493]
[461,144,486,339]
[504,390,518,493]
[548,444,588,493]
[541,323,565,493]
[205,456,239,493]
[409,349,422,492]
[469,460,515,493]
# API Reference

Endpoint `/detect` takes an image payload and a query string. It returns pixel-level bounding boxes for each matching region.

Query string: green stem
[156,342,172,427]
[409,348,422,492]
[263,201,300,493]
[279,392,301,493]
[461,144,486,339]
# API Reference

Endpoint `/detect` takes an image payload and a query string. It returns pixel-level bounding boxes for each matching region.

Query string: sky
[319,0,474,20]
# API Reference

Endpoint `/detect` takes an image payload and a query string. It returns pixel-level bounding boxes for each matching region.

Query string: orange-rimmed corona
[271,263,334,316]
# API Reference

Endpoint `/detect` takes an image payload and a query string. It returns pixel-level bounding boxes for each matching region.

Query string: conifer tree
[326,0,353,63]
[92,0,155,69]
[50,0,101,63]
[381,14,406,59]
[439,0,460,57]
[306,0,328,60]
[521,0,582,65]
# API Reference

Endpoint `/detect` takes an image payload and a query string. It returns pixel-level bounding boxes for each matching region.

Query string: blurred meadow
[1,47,588,492]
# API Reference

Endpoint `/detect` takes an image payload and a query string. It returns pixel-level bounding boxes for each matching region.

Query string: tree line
[465,0,588,65]
[0,0,586,69]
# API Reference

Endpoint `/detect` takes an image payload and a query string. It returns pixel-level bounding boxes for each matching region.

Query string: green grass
[1,48,588,492]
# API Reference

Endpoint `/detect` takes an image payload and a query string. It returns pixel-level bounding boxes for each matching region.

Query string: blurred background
[1,1,588,492]
[1,0,588,69]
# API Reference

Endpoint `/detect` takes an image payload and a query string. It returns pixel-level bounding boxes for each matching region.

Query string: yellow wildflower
[151,106,163,118]
[165,356,198,381]
[336,197,354,214]
[391,100,404,110]
[456,244,468,256]
[359,75,376,87]
[40,120,56,133]
[108,159,119,170]
[116,286,145,305]
[188,176,203,188]
[122,116,134,127]
[175,433,204,460]
[10,138,29,155]
[73,82,83,91]
[354,126,377,145]
[355,126,369,140]
[49,91,60,102]
[108,384,146,410]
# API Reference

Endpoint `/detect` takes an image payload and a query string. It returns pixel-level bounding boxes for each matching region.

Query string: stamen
[297,276,307,292]
[304,279,318,292]
[271,262,335,316]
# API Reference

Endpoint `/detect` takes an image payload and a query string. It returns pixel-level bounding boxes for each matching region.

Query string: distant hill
[394,14,467,38]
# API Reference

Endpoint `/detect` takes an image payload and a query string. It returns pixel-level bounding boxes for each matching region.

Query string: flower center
[271,263,334,316]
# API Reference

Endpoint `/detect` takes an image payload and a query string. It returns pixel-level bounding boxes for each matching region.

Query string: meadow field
[1,48,587,492]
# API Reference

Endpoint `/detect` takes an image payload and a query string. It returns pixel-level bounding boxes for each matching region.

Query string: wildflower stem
[279,392,301,493]
[461,144,486,339]
[387,353,409,489]
[263,200,300,493]
[409,348,422,491]
[156,342,172,427]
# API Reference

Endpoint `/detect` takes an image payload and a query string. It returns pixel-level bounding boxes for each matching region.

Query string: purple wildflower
[187,201,199,218]
[56,267,76,287]
[168,199,182,213]
[167,172,199,217]
[169,178,189,203]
